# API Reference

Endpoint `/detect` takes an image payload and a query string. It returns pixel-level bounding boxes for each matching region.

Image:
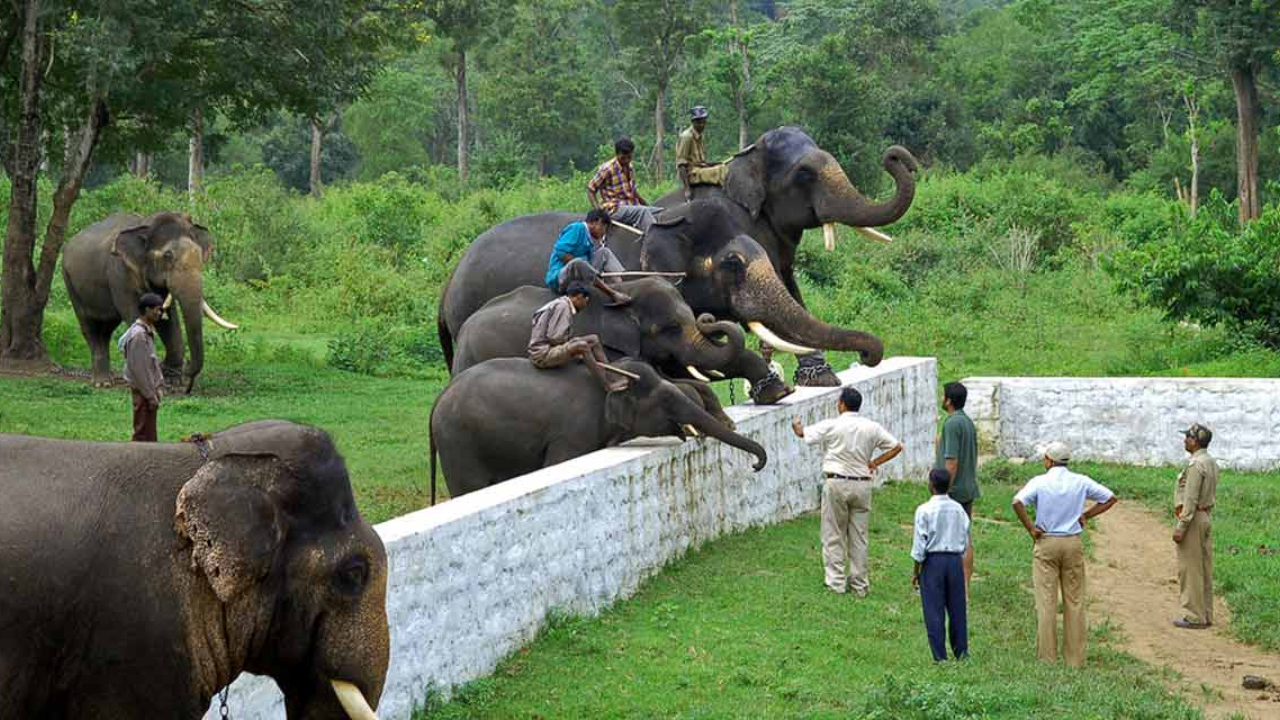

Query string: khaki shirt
[675,126,706,168]
[528,296,576,354]
[802,412,899,478]
[1174,448,1218,531]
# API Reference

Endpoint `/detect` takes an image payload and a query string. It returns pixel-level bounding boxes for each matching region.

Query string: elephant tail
[437,312,454,372]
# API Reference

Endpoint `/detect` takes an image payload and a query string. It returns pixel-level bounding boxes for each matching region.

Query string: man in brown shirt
[528,283,628,392]
[1173,422,1219,629]
[119,293,166,441]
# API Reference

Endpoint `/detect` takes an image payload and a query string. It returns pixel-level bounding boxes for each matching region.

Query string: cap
[690,106,709,120]
[139,292,165,309]
[1182,423,1213,446]
[565,282,591,297]
[1043,440,1070,463]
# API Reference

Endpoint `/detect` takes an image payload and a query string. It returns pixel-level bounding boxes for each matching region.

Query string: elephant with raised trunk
[0,420,388,719]
[430,357,767,498]
[62,212,240,392]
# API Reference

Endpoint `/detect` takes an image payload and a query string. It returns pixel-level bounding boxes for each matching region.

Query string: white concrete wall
[961,376,1280,470]
[208,357,937,719]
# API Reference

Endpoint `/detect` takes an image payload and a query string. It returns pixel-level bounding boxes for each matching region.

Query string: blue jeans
[921,552,968,661]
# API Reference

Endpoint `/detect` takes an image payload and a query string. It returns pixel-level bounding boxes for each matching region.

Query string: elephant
[436,197,881,400]
[429,357,767,498]
[62,211,240,392]
[0,420,389,720]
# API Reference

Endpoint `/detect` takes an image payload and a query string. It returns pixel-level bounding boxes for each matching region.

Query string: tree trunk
[653,86,665,183]
[309,117,323,198]
[1184,92,1199,217]
[133,151,151,178]
[0,0,46,365]
[188,106,204,203]
[730,0,750,150]
[1230,64,1260,224]
[456,48,469,184]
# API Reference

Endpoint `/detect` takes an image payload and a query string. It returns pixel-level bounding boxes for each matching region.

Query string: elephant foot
[749,370,794,405]
[795,355,840,387]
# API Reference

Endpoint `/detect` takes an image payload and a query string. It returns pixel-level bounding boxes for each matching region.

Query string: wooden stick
[611,220,644,235]
[598,271,687,278]
[599,362,641,380]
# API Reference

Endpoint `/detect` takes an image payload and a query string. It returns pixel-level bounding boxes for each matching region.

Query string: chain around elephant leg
[795,352,840,387]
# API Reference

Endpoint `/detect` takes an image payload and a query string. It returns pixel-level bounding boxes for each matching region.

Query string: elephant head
[113,212,238,391]
[576,278,746,379]
[640,200,884,366]
[722,126,917,248]
[603,360,767,470]
[174,421,389,719]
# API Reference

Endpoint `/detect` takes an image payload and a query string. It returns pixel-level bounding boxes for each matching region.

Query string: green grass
[416,481,1202,719]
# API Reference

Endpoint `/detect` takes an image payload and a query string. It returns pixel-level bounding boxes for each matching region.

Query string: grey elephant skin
[430,357,767,498]
[0,420,389,719]
[62,212,238,392]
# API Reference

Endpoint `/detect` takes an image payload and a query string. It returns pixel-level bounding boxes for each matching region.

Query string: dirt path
[1090,502,1280,719]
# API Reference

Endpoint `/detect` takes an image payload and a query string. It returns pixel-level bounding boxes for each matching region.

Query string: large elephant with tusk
[0,420,389,720]
[62,212,240,393]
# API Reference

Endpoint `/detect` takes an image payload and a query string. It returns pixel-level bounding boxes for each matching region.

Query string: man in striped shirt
[587,137,663,233]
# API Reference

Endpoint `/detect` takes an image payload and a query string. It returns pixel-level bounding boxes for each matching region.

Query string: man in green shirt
[936,381,979,596]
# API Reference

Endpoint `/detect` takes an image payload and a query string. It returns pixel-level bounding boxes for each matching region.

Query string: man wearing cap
[676,106,728,202]
[1173,423,1219,629]
[119,293,166,442]
[791,387,904,596]
[528,282,629,393]
[588,137,663,233]
[546,208,632,307]
[1012,441,1117,667]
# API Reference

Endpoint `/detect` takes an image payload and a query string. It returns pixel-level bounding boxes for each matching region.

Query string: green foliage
[344,49,455,180]
[260,116,360,193]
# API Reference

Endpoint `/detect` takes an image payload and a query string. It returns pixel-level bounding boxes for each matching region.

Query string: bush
[326,320,443,377]
[194,166,313,282]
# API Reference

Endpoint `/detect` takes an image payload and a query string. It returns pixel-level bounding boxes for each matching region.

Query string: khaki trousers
[820,478,871,594]
[1177,510,1214,625]
[1033,534,1087,667]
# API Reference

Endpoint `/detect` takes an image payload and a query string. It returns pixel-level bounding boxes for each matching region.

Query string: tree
[345,49,455,179]
[0,0,404,366]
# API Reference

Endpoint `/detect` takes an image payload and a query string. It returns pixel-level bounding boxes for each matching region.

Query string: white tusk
[748,322,816,356]
[685,365,712,382]
[331,680,379,720]
[201,301,240,330]
[709,370,725,379]
[682,424,701,438]
[162,293,174,310]
[853,226,893,244]
[823,222,836,252]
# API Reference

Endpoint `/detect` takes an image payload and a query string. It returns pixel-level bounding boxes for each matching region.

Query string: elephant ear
[112,222,154,275]
[723,143,766,219]
[174,454,286,604]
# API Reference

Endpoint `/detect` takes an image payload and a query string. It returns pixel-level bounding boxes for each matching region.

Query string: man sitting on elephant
[677,106,728,201]
[545,207,633,306]
[529,282,629,393]
[587,136,663,233]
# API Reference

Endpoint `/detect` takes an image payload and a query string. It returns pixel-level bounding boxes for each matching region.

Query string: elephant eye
[720,254,746,271]
[794,166,817,185]
[334,555,369,595]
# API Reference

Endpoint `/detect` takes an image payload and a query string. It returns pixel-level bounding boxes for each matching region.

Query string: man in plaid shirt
[587,137,663,233]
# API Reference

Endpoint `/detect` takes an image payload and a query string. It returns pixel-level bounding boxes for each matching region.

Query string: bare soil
[1091,502,1280,719]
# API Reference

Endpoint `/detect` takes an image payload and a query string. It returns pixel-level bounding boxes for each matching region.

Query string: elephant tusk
[709,370,725,379]
[201,301,240,330]
[162,293,174,310]
[748,322,816,356]
[823,222,837,252]
[685,365,712,382]
[331,680,379,720]
[853,226,893,244]
[682,424,701,438]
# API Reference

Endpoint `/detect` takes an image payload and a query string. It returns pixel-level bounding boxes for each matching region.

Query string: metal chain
[219,685,231,720]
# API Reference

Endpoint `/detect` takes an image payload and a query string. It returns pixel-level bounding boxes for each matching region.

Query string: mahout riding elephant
[429,357,767,498]
[0,420,389,719]
[62,212,240,393]
[437,198,881,399]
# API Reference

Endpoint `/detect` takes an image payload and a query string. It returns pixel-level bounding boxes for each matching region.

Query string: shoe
[1172,618,1209,629]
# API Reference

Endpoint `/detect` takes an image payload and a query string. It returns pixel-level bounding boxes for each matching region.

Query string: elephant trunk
[735,260,884,366]
[683,314,745,372]
[815,145,918,231]
[673,400,767,471]
[171,278,205,392]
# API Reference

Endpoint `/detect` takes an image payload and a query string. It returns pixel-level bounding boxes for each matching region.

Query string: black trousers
[921,552,968,661]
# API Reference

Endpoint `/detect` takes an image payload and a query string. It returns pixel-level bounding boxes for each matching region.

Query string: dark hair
[586,208,610,225]
[943,381,967,409]
[839,386,863,412]
[615,137,635,155]
[138,293,164,312]
[928,468,951,493]
[565,282,591,297]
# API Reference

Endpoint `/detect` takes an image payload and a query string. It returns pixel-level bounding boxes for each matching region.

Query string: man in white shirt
[1012,441,1118,667]
[792,387,904,596]
[911,468,971,661]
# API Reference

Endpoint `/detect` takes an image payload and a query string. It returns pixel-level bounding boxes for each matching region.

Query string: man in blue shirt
[912,468,971,661]
[1012,441,1118,667]
[546,208,632,306]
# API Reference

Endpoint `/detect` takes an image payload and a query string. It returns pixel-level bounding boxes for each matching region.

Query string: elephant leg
[82,319,118,387]
[779,270,840,388]
[154,314,185,384]
[544,439,589,465]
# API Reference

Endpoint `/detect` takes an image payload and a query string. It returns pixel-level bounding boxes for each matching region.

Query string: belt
[825,473,871,481]
[925,551,963,557]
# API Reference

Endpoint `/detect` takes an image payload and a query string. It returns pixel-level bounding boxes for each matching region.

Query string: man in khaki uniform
[676,106,728,201]
[1173,423,1219,629]
[792,386,904,596]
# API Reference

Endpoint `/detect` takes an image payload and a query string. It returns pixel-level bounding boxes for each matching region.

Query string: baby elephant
[430,357,767,499]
